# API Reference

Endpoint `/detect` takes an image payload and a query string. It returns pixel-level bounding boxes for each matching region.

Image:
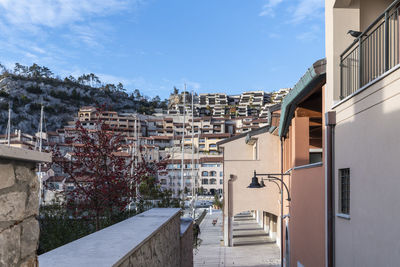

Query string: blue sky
[0,0,325,99]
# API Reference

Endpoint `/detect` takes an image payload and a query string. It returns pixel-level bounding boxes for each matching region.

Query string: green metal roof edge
[278,59,326,137]
[268,126,277,133]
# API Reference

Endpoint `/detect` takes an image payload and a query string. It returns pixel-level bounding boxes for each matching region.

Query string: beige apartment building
[77,106,146,137]
[325,0,400,266]
[218,126,282,247]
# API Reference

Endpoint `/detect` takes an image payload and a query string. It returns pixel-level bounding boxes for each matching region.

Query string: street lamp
[248,170,291,267]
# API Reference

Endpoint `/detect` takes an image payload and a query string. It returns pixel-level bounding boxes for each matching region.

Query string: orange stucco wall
[282,86,326,267]
[290,166,325,267]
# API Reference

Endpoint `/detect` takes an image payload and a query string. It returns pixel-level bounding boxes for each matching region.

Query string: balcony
[340,1,400,99]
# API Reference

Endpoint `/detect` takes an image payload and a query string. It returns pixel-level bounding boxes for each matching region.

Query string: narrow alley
[194,210,280,267]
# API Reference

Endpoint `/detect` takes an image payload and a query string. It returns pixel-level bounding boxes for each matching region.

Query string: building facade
[325,0,400,266]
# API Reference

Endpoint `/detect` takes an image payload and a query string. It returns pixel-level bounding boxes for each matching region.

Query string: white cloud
[0,0,142,76]
[260,0,324,23]
[296,24,321,41]
[291,0,324,23]
[268,32,281,39]
[0,0,131,28]
[259,0,284,17]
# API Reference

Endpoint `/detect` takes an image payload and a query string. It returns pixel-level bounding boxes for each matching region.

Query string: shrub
[0,102,9,110]
[26,85,43,94]
[29,103,41,112]
[70,89,81,100]
[50,90,69,100]
[0,90,9,98]
[20,95,31,105]
[44,105,56,114]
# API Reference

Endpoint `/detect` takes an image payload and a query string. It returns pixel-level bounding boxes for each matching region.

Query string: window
[339,168,350,215]
[202,171,208,176]
[220,179,223,184]
[220,171,223,177]
[210,171,217,176]
[202,178,209,184]
[210,178,217,184]
[202,163,216,167]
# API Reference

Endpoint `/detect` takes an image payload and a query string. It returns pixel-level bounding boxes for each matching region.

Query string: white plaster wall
[333,66,400,266]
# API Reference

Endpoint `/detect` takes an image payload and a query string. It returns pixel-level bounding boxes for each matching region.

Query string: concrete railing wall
[180,218,194,267]
[0,146,51,267]
[39,208,193,267]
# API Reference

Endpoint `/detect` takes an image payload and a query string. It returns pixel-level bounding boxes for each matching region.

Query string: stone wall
[180,219,194,267]
[117,213,181,267]
[0,159,39,267]
[39,208,193,267]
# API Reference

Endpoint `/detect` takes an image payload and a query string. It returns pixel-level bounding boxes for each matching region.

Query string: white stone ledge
[0,145,52,163]
[39,208,181,267]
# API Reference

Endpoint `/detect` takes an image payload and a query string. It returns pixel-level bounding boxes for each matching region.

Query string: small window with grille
[339,168,350,215]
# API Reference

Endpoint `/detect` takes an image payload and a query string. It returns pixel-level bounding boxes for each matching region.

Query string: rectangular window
[339,168,350,215]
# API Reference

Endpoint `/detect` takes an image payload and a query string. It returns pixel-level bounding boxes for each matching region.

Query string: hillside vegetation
[0,63,167,134]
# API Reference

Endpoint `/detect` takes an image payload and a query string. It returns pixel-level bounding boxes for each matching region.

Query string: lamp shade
[248,172,263,188]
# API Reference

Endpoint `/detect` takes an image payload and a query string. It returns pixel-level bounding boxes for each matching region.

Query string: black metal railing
[340,1,400,99]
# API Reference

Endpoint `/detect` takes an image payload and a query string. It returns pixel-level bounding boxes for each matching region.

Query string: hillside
[0,65,167,134]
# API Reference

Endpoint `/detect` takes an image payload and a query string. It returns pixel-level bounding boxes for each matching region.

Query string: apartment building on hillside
[167,89,289,118]
[237,91,271,117]
[271,88,291,103]
[77,106,147,137]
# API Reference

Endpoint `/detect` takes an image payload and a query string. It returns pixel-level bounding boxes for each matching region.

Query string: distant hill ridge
[0,63,167,135]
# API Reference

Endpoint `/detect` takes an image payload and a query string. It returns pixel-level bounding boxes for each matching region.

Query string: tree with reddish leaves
[52,111,166,231]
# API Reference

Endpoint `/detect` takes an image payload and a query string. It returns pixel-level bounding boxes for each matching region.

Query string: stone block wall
[0,159,39,267]
[180,221,193,267]
[117,213,182,267]
[39,208,193,267]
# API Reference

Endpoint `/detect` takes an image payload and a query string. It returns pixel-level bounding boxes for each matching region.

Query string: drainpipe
[326,111,336,267]
[280,137,284,267]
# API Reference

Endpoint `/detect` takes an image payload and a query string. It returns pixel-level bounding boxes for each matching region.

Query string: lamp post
[248,170,291,267]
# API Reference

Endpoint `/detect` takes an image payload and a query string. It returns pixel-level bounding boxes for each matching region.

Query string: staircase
[233,212,275,247]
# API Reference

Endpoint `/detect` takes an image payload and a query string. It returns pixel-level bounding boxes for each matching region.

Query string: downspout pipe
[280,136,284,267]
[326,111,336,267]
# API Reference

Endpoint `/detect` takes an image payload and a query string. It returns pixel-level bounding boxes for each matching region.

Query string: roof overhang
[278,59,326,138]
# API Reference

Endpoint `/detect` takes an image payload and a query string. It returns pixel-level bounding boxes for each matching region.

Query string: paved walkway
[194,210,280,267]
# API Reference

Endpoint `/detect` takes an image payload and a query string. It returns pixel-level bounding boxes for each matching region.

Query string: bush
[18,95,31,106]
[0,90,9,98]
[38,204,137,255]
[44,105,56,114]
[70,89,81,100]
[0,102,9,110]
[29,103,41,112]
[26,85,43,94]
[50,90,69,100]
[81,95,92,103]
